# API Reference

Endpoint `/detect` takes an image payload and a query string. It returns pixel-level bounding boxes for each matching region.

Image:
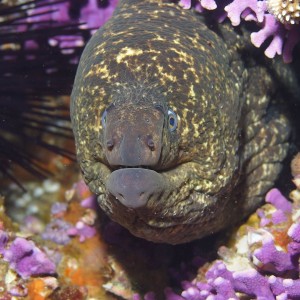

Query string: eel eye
[101,109,107,127]
[167,108,178,132]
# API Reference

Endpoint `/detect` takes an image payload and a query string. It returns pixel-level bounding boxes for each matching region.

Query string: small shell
[266,0,300,25]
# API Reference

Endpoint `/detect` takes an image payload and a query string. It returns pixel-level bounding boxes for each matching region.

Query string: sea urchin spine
[0,0,91,189]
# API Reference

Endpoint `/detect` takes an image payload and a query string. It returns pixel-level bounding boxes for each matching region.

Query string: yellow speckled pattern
[71,0,293,244]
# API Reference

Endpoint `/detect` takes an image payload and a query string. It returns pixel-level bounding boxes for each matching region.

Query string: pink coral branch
[225,0,265,26]
[179,0,192,9]
[251,14,285,58]
[200,0,217,10]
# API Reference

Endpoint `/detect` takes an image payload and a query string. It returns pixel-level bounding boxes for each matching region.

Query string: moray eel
[71,0,294,244]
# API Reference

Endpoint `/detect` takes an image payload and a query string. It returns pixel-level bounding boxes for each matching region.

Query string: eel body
[71,0,292,244]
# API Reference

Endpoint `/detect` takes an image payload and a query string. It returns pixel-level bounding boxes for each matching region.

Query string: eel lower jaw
[106,167,166,209]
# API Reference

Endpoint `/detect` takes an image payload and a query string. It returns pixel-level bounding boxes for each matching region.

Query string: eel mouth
[103,164,226,244]
[106,167,165,209]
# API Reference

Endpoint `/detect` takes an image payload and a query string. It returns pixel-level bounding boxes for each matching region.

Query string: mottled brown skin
[71,0,292,244]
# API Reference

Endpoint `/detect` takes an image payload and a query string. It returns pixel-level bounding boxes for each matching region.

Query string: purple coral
[15,0,118,57]
[180,0,216,11]
[266,188,292,213]
[176,261,274,299]
[225,0,265,25]
[42,219,73,245]
[25,0,118,28]
[79,0,119,30]
[42,216,96,245]
[180,0,300,62]
[67,221,97,242]
[164,184,300,299]
[226,0,299,62]
[0,230,9,252]
[269,276,300,299]
[23,0,300,62]
[81,195,98,210]
[288,223,300,243]
[51,202,68,215]
[257,188,293,226]
[1,237,56,279]
[42,180,98,245]
[251,14,286,59]
[252,234,296,274]
[232,268,273,298]
[288,223,300,255]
